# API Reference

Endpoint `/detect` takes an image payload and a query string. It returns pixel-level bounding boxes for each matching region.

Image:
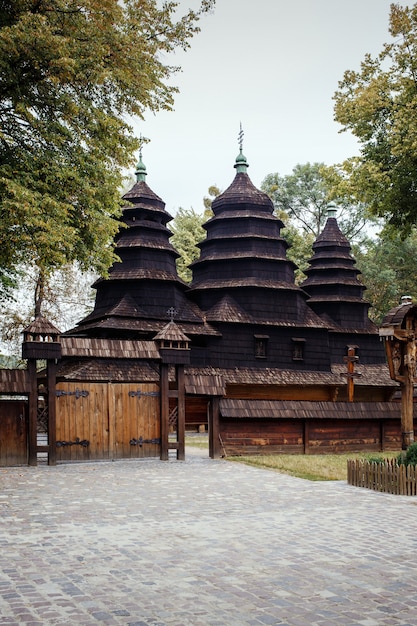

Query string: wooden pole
[47,360,57,466]
[209,397,220,459]
[343,346,359,403]
[176,365,185,461]
[160,363,169,460]
[27,360,37,466]
[401,337,415,449]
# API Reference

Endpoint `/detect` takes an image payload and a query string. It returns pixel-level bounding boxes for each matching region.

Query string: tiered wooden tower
[73,154,209,340]
[301,203,383,364]
[188,148,331,370]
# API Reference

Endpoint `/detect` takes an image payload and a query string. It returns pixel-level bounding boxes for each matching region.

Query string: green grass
[184,434,400,481]
[229,451,399,481]
[185,434,209,449]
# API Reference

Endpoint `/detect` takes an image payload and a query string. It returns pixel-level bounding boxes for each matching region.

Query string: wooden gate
[0,399,28,466]
[55,382,160,461]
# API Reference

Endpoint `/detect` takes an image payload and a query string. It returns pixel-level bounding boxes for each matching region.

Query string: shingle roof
[57,359,159,382]
[219,399,400,420]
[0,369,30,394]
[184,363,396,388]
[61,337,160,359]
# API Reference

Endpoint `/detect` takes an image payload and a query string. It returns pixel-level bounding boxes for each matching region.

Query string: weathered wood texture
[347,459,417,496]
[55,382,160,461]
[220,419,305,456]
[185,396,208,429]
[0,400,28,466]
[0,369,30,394]
[219,417,404,456]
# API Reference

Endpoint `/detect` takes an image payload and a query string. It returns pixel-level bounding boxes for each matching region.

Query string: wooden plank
[27,360,37,466]
[160,364,169,461]
[177,366,185,461]
[0,400,28,466]
[47,361,57,466]
[209,396,221,459]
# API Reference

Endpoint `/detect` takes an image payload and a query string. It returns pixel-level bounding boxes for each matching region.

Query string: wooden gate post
[22,315,61,466]
[47,360,57,465]
[402,333,415,449]
[380,297,416,450]
[155,317,190,461]
[208,396,221,459]
[176,365,185,461]
[160,363,169,461]
[27,359,38,466]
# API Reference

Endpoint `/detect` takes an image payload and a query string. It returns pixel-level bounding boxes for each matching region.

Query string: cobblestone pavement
[1,448,417,626]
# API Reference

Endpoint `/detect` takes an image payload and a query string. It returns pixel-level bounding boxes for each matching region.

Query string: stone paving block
[1,448,417,624]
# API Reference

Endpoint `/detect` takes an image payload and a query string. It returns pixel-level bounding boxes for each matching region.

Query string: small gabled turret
[22,315,62,360]
[154,312,191,365]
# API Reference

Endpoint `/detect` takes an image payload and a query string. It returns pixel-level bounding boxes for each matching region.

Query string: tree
[262,163,371,239]
[333,3,417,233]
[0,263,96,357]
[0,0,214,310]
[261,163,373,282]
[353,228,417,323]
[170,207,207,283]
[170,186,217,283]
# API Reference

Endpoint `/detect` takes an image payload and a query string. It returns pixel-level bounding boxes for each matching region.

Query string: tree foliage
[170,207,207,283]
[0,0,214,303]
[333,3,417,233]
[262,163,371,240]
[0,263,96,357]
[261,163,373,282]
[353,228,417,323]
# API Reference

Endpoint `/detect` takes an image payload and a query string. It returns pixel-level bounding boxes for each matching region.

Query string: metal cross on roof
[138,134,150,158]
[167,307,178,321]
[238,122,244,152]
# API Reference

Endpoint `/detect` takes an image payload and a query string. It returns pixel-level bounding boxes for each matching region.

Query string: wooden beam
[401,319,415,450]
[47,360,57,466]
[27,360,37,466]
[209,397,221,459]
[160,363,169,461]
[176,365,185,461]
[304,420,309,455]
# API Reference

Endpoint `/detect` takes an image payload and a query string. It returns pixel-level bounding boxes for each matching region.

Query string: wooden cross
[341,345,361,402]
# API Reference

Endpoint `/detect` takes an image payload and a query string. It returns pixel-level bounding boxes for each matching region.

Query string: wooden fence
[347,459,417,496]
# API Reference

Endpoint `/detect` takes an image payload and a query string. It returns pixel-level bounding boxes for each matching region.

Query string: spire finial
[136,135,149,182]
[235,123,249,173]
[238,122,244,153]
[327,201,338,219]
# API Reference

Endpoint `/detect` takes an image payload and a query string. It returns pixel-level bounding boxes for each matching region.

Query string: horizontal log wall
[220,418,405,456]
[56,382,160,461]
[220,419,304,455]
[307,419,382,454]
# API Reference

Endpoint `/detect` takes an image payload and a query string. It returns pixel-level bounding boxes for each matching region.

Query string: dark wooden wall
[0,400,28,466]
[219,418,404,456]
[193,324,332,371]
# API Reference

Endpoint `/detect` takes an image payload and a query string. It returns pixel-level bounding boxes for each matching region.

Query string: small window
[292,337,306,361]
[254,335,269,359]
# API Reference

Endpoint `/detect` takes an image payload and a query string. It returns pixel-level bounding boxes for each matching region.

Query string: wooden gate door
[0,399,28,466]
[56,382,160,461]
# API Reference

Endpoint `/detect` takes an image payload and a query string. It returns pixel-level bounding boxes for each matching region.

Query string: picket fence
[347,459,417,496]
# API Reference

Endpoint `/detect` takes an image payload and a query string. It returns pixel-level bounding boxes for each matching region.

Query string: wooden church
[0,142,404,466]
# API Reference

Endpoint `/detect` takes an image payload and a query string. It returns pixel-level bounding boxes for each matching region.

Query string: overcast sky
[135,0,399,214]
